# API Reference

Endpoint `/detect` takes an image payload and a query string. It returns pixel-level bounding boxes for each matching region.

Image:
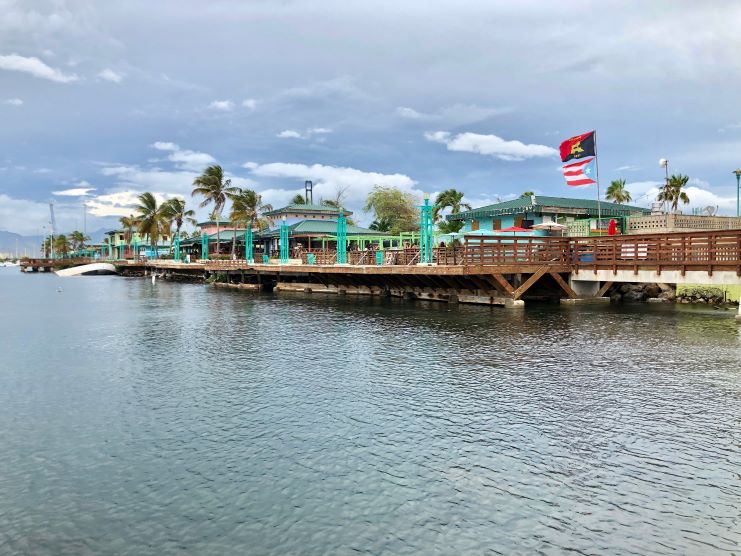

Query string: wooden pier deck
[21,230,741,310]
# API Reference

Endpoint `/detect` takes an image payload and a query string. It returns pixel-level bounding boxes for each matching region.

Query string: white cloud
[277,128,332,139]
[397,104,511,125]
[625,179,737,215]
[208,99,234,111]
[0,53,77,83]
[3,98,23,106]
[242,161,259,170]
[277,129,303,139]
[242,98,258,110]
[148,141,215,170]
[85,190,145,217]
[98,68,123,83]
[425,131,558,161]
[615,165,640,172]
[245,161,417,215]
[52,187,96,196]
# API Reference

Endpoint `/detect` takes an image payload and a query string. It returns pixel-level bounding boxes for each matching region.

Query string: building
[103,229,171,258]
[447,195,649,234]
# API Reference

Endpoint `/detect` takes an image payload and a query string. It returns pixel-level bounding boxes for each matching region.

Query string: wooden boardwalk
[21,230,741,309]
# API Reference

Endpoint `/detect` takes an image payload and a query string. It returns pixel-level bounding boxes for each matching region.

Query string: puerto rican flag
[562,157,597,186]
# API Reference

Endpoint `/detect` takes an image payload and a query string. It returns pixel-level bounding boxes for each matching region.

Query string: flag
[562,157,597,186]
[559,131,595,162]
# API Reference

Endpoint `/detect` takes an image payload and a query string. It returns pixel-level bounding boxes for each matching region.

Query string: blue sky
[1,0,741,234]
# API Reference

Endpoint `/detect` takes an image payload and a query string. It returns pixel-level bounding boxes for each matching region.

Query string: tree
[369,217,393,232]
[321,198,356,225]
[119,214,138,244]
[162,198,196,246]
[228,188,273,256]
[290,193,307,205]
[657,174,690,213]
[134,192,167,258]
[520,191,535,198]
[606,179,632,204]
[433,189,471,221]
[192,165,238,255]
[69,230,90,251]
[41,236,52,258]
[364,186,418,235]
[53,234,70,257]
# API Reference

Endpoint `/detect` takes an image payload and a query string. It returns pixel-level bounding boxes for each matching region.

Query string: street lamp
[733,169,741,217]
[659,158,669,213]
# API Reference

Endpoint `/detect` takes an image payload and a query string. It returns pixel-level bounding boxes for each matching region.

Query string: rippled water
[1,268,739,555]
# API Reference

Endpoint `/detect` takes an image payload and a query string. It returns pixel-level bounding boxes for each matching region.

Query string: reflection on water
[1,269,740,555]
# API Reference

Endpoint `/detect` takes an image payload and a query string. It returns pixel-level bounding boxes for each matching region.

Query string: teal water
[1,268,740,555]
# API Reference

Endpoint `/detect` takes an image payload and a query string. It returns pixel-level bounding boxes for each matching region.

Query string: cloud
[717,122,741,133]
[277,128,332,139]
[98,68,123,83]
[208,99,235,111]
[396,104,511,125]
[3,98,23,106]
[242,98,258,110]
[425,131,558,161]
[277,129,303,139]
[85,190,145,217]
[148,141,215,170]
[625,179,737,214]
[0,53,77,83]
[615,165,640,172]
[52,187,96,196]
[245,161,417,213]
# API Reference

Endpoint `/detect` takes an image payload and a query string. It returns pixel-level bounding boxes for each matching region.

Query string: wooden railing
[463,237,571,267]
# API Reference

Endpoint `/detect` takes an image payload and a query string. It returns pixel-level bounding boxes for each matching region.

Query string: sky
[2,0,741,235]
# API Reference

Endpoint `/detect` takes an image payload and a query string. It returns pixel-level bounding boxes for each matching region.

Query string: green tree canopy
[228,188,274,255]
[162,198,197,241]
[520,191,535,198]
[135,192,167,257]
[657,174,690,212]
[364,186,418,235]
[290,193,307,205]
[192,165,238,255]
[606,179,632,204]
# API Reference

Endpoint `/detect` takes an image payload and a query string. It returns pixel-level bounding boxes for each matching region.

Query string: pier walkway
[22,230,741,316]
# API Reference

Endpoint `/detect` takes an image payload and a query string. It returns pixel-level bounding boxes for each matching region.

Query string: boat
[55,263,117,277]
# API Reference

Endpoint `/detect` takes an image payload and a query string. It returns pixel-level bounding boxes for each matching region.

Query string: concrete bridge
[22,229,741,321]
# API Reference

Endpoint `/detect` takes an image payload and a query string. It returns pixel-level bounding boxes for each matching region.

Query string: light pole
[279,215,289,264]
[659,158,669,213]
[336,210,347,264]
[733,169,741,217]
[418,192,434,265]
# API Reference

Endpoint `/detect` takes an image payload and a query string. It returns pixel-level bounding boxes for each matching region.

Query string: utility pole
[733,169,741,218]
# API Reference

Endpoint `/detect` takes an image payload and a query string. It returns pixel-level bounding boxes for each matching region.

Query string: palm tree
[433,189,472,221]
[606,179,632,204]
[119,214,138,245]
[321,198,356,225]
[657,174,691,213]
[290,193,307,205]
[69,230,89,251]
[228,188,273,256]
[192,165,238,256]
[53,234,70,258]
[134,192,167,258]
[162,198,196,246]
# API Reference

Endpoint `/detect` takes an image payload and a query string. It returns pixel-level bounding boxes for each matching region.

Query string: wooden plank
[596,281,614,298]
[549,272,578,299]
[512,266,548,300]
[488,273,514,295]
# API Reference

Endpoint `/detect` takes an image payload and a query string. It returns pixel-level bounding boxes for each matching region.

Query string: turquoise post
[132,239,138,260]
[245,226,253,262]
[108,242,113,260]
[280,217,289,264]
[419,196,434,264]
[173,235,180,261]
[118,243,124,259]
[336,209,347,264]
[201,233,209,260]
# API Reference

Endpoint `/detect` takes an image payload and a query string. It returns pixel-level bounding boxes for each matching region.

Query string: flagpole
[594,129,602,225]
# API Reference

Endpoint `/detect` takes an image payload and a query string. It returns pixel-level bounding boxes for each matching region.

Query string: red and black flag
[559,131,595,162]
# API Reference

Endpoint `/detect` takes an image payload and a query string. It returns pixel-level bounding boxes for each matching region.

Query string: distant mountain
[0,227,110,258]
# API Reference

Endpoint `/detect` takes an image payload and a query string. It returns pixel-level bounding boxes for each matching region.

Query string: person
[608,219,617,236]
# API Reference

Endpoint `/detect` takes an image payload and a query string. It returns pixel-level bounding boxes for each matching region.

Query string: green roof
[256,219,384,239]
[447,195,650,221]
[264,203,353,217]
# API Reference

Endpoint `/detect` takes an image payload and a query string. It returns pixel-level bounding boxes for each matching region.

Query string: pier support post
[568,277,600,298]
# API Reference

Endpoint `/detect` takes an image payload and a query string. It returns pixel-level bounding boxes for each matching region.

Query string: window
[493,219,502,230]
[471,219,480,231]
[514,217,523,228]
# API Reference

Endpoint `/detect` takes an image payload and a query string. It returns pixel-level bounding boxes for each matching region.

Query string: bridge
[22,229,741,320]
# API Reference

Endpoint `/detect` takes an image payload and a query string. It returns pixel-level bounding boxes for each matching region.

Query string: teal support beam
[419,196,434,264]
[132,239,139,260]
[336,209,347,264]
[280,217,289,264]
[245,226,253,262]
[201,233,209,260]
[173,235,180,262]
[118,243,124,259]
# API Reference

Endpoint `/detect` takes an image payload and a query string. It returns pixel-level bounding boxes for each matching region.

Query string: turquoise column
[173,235,180,261]
[419,195,434,264]
[245,226,253,262]
[118,243,124,259]
[108,242,113,260]
[280,217,289,264]
[133,239,139,260]
[336,209,347,264]
[201,233,209,260]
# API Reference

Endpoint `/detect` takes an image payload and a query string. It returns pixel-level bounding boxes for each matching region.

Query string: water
[1,268,739,555]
